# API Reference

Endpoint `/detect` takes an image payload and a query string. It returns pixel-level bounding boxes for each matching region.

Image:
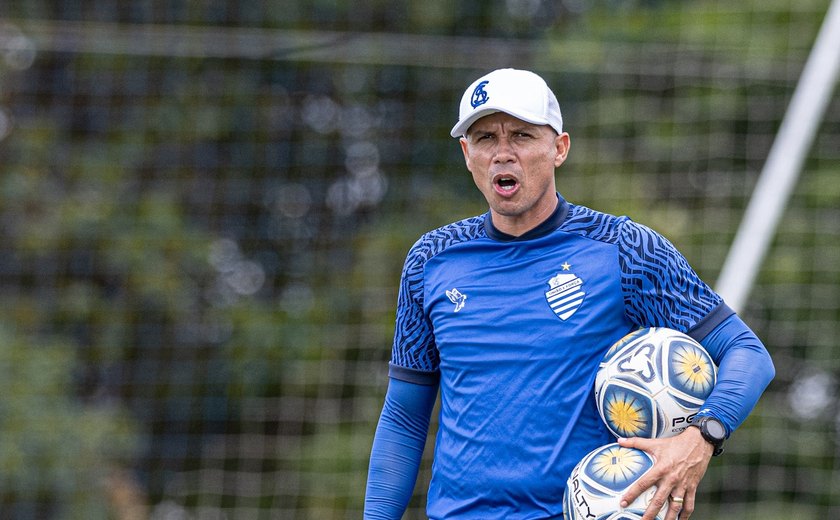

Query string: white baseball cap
[450,68,563,138]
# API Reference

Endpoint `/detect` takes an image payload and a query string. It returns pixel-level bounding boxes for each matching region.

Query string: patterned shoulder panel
[390,215,487,374]
[561,203,627,243]
[561,203,721,332]
[617,220,722,332]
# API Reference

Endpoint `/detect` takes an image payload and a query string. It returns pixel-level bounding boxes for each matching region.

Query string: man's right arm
[364,377,438,519]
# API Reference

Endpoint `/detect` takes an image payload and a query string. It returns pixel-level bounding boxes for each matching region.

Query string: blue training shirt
[388,194,733,519]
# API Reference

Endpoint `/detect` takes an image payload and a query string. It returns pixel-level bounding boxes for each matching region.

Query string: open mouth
[494,175,519,194]
[498,177,516,190]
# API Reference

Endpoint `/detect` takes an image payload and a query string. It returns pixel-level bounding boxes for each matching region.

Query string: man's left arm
[692,311,775,433]
[619,312,775,520]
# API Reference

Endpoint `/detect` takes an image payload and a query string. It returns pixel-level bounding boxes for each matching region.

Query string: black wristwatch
[690,416,726,456]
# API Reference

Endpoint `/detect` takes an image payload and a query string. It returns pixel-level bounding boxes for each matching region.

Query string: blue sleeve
[696,313,775,436]
[364,378,438,519]
[390,237,439,375]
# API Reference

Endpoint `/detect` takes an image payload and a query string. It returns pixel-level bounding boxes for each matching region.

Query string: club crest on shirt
[545,272,585,321]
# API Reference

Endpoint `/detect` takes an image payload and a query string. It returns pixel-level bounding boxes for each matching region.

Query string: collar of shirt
[484,193,570,242]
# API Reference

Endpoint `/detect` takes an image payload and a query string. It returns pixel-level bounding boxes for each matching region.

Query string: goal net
[0,0,837,518]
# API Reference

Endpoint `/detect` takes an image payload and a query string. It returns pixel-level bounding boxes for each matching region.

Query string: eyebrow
[468,124,538,137]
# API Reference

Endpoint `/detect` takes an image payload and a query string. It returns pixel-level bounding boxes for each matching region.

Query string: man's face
[460,112,570,236]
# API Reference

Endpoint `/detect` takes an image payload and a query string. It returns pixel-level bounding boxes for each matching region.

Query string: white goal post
[715,0,840,312]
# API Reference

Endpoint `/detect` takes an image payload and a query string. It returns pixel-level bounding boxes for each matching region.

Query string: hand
[618,427,714,520]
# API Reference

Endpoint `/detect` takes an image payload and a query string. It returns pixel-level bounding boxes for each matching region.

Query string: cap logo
[470,80,490,108]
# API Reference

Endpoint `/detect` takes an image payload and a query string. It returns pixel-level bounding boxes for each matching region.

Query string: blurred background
[0,0,838,518]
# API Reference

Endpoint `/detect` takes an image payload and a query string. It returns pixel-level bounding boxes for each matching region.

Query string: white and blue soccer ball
[595,327,718,439]
[563,443,667,520]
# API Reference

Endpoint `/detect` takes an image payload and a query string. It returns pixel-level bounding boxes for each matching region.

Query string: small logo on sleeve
[446,288,467,312]
[545,271,585,321]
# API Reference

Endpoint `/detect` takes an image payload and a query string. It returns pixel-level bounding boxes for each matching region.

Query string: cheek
[528,153,557,174]
[463,148,488,176]
[471,170,491,193]
[524,155,559,188]
[466,151,491,177]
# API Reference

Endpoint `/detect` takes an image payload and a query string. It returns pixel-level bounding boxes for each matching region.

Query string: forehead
[467,112,547,133]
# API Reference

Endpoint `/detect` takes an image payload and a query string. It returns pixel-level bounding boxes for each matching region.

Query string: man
[365,68,774,520]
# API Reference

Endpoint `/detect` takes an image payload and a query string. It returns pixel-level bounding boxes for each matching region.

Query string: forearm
[698,313,775,435]
[365,378,437,520]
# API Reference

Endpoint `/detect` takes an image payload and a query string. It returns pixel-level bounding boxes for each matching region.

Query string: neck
[484,194,568,242]
[491,195,559,237]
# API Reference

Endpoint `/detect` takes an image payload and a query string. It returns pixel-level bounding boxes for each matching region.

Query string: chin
[490,201,526,218]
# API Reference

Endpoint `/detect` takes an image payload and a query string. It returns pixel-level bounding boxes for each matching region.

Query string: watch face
[706,418,726,440]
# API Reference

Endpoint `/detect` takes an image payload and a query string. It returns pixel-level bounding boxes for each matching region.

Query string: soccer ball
[595,327,717,439]
[563,443,667,520]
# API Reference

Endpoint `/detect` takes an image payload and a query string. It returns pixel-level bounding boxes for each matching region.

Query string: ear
[460,137,473,172]
[554,132,570,167]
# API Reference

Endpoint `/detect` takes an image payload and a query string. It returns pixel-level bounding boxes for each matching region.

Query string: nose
[493,136,516,163]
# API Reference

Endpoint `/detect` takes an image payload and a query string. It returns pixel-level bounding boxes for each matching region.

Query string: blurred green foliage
[0,326,138,517]
[0,0,837,518]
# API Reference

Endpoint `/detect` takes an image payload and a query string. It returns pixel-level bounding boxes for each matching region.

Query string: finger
[664,491,685,520]
[619,468,660,508]
[640,485,672,520]
[678,489,696,519]
[617,437,658,507]
[618,436,652,451]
